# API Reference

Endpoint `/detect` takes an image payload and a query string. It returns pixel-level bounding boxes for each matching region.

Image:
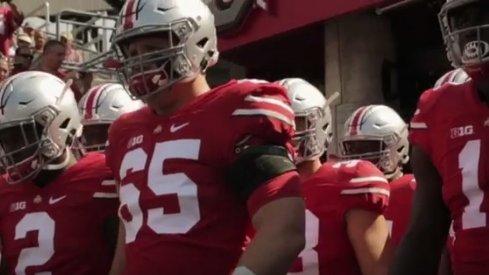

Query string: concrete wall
[324,11,396,155]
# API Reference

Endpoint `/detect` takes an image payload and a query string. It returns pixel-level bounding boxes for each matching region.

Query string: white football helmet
[439,0,489,75]
[0,71,82,184]
[77,83,144,153]
[341,105,409,179]
[112,0,219,99]
[433,68,471,89]
[278,78,333,164]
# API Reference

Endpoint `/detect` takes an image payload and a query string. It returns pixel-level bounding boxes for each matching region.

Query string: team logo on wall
[203,0,270,34]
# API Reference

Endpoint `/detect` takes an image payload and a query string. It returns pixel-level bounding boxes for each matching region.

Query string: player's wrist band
[232,266,256,275]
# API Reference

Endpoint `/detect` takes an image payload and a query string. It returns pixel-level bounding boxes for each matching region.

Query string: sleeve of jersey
[90,154,118,200]
[93,178,118,199]
[409,89,435,156]
[230,83,302,216]
[231,83,296,152]
[105,115,128,182]
[340,161,390,214]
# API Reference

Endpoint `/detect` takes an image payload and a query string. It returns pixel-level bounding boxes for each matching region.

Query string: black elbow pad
[227,145,297,201]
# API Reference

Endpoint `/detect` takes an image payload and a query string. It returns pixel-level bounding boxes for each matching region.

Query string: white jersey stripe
[341,187,390,197]
[93,192,118,199]
[349,176,388,183]
[101,180,116,186]
[232,109,294,126]
[243,94,294,114]
[410,122,428,129]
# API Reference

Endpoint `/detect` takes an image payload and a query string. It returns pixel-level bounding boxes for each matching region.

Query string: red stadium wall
[217,0,399,51]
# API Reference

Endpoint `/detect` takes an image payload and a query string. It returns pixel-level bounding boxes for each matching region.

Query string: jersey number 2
[15,212,55,274]
[119,139,201,243]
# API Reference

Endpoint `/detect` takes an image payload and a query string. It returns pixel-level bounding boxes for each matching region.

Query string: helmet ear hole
[59,118,70,129]
[196,37,209,48]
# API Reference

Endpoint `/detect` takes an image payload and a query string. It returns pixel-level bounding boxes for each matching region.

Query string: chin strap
[43,148,71,170]
[385,167,403,182]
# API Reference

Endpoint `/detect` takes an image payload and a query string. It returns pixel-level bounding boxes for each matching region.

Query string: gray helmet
[439,0,489,74]
[0,71,82,184]
[77,83,144,153]
[341,105,409,180]
[112,0,219,99]
[278,78,333,164]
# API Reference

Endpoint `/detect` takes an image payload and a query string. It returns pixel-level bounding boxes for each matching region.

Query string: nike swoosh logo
[49,195,67,205]
[170,122,189,133]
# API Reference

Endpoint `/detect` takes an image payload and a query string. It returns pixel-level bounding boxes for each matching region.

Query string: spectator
[60,32,83,64]
[38,39,66,77]
[0,0,23,57]
[38,39,83,101]
[11,44,32,75]
[16,32,31,48]
[7,31,15,56]
[0,57,9,83]
[21,21,33,40]
[33,29,45,54]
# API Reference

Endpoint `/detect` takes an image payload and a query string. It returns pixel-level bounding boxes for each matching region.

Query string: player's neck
[32,151,77,188]
[151,75,210,116]
[297,159,322,179]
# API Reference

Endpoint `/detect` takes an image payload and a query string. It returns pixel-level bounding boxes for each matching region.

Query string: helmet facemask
[0,106,66,184]
[340,133,402,177]
[293,106,330,164]
[79,123,110,153]
[114,20,206,100]
[440,0,489,73]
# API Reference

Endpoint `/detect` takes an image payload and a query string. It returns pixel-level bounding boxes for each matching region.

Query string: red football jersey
[410,80,489,274]
[105,79,300,275]
[288,159,390,275]
[0,6,16,56]
[0,152,118,275]
[384,174,416,250]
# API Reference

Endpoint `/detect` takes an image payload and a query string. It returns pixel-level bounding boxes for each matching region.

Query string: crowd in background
[0,0,90,100]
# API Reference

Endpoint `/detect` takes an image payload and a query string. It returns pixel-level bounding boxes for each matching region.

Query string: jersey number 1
[459,139,485,230]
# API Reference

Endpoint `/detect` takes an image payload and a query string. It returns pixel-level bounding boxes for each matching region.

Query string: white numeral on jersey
[459,139,486,229]
[288,210,319,275]
[15,212,55,275]
[332,160,360,169]
[119,139,201,243]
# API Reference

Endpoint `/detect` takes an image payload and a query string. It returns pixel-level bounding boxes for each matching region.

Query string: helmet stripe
[349,106,368,135]
[122,0,139,31]
[84,84,106,120]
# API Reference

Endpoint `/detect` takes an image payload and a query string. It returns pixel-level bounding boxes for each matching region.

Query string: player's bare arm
[347,209,393,275]
[228,144,305,275]
[390,146,451,275]
[238,195,305,275]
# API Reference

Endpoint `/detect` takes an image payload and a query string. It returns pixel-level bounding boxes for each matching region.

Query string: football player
[279,78,393,275]
[0,71,118,274]
[341,105,414,250]
[77,83,144,153]
[433,69,470,275]
[106,1,305,275]
[392,1,489,274]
